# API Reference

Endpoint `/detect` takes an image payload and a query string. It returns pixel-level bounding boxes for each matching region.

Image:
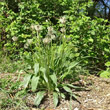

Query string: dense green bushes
[68,14,110,73]
[0,0,110,71]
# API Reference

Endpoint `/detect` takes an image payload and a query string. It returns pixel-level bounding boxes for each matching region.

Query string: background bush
[0,0,110,73]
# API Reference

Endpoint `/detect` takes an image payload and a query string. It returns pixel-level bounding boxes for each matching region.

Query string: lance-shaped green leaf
[60,72,70,80]
[71,93,77,99]
[34,91,45,106]
[22,74,31,89]
[67,84,84,90]
[50,73,57,86]
[40,67,48,83]
[68,61,80,70]
[53,92,58,107]
[34,63,39,75]
[63,86,72,93]
[31,76,39,92]
[60,93,65,99]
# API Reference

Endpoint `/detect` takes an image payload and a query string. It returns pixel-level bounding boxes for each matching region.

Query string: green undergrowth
[0,52,25,74]
[0,74,30,110]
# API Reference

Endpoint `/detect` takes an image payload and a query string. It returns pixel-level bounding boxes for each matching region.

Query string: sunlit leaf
[34,91,45,106]
[34,63,39,75]
[68,61,80,70]
[67,84,83,90]
[55,88,60,92]
[22,74,31,89]
[31,76,39,92]
[71,93,77,99]
[63,86,72,93]
[100,71,110,78]
[40,67,48,83]
[60,72,70,80]
[50,73,57,86]
[53,92,58,107]
[60,93,65,99]
[105,62,110,67]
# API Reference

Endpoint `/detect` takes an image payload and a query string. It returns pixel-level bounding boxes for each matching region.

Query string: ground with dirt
[0,73,110,110]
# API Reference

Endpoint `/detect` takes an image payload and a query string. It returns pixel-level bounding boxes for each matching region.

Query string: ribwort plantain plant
[21,20,81,107]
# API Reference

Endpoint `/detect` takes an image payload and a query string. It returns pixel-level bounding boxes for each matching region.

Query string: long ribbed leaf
[60,72,70,80]
[34,63,39,75]
[23,74,31,89]
[68,61,79,70]
[50,73,57,86]
[34,91,45,106]
[53,92,58,107]
[31,76,39,92]
[60,93,65,99]
[40,67,48,83]
[67,84,82,89]
[63,86,72,93]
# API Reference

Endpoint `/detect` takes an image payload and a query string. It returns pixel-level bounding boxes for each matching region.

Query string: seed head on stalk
[51,35,56,40]
[43,37,51,44]
[59,16,66,24]
[24,43,29,49]
[47,26,54,35]
[12,36,18,42]
[34,25,42,32]
[60,27,66,33]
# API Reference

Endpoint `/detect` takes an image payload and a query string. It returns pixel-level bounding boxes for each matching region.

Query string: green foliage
[20,23,82,107]
[0,52,24,73]
[99,62,110,78]
[1,0,110,108]
[0,76,26,109]
[34,91,45,107]
[66,6,110,73]
[0,0,74,55]
[53,92,58,107]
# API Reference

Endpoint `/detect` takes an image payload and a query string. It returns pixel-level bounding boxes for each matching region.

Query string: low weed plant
[21,19,81,107]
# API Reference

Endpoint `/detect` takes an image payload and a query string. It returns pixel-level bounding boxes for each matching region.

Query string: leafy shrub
[65,5,110,73]
[99,62,110,78]
[1,0,110,73]
[0,0,74,55]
